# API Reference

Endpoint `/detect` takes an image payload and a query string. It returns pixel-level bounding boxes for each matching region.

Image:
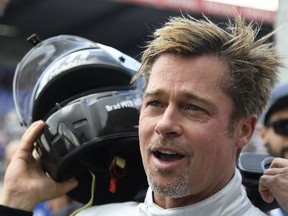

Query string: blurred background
[0,0,288,215]
[0,0,286,188]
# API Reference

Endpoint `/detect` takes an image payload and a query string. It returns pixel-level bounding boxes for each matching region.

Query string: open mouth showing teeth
[153,150,185,161]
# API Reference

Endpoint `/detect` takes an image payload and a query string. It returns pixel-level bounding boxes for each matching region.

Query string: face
[139,53,248,207]
[260,108,288,158]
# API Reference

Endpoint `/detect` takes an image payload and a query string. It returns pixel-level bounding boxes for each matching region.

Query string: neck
[152,170,235,209]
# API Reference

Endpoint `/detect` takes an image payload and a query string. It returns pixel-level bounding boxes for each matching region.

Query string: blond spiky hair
[134,14,282,120]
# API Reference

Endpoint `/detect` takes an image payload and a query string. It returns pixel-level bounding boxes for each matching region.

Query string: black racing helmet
[13,34,148,204]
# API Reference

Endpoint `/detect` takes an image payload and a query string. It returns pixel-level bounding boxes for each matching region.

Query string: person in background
[258,82,288,159]
[0,14,283,215]
[258,82,288,216]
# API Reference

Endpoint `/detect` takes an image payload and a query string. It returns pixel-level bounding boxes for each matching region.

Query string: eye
[186,104,202,111]
[147,100,162,107]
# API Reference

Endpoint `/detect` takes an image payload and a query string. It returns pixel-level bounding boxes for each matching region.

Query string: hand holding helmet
[0,120,78,211]
[8,34,147,206]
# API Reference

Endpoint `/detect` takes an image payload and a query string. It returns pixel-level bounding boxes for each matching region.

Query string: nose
[155,106,183,137]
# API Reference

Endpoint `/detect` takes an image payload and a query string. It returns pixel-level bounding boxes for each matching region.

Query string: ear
[235,115,257,148]
[258,123,268,145]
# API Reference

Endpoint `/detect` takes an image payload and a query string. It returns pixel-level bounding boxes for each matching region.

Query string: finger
[20,120,45,153]
[263,167,288,176]
[259,176,274,203]
[259,189,274,203]
[270,157,288,168]
[54,178,78,197]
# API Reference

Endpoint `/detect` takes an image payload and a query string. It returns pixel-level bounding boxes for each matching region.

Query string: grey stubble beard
[145,137,192,198]
[146,166,191,198]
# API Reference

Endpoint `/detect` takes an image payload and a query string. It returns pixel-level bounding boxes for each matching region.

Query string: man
[258,82,288,159]
[0,15,282,215]
[258,82,288,216]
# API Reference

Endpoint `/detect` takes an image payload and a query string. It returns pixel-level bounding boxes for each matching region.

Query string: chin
[147,170,191,198]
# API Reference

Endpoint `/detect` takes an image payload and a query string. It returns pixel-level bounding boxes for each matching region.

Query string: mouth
[153,149,185,162]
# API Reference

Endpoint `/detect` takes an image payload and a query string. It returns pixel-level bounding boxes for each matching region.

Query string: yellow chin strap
[69,171,96,216]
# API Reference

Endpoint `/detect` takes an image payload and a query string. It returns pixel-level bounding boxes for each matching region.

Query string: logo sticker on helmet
[105,100,134,112]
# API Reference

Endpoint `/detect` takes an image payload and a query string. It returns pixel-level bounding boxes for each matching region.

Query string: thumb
[259,189,274,203]
[55,177,79,196]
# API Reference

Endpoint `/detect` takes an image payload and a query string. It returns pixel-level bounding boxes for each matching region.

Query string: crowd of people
[0,13,288,216]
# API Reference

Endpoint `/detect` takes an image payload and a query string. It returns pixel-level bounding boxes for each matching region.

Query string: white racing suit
[77,169,266,216]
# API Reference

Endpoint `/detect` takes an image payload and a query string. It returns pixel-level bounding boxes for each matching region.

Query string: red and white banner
[118,0,276,25]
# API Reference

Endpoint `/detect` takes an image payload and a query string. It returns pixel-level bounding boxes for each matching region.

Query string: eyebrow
[144,88,217,111]
[144,89,163,98]
[184,91,218,112]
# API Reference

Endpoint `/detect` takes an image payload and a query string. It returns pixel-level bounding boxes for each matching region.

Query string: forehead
[146,53,229,96]
[269,108,288,121]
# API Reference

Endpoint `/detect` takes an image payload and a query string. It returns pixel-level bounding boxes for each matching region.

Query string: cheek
[138,115,151,153]
[138,125,150,172]
[188,124,225,149]
[190,127,235,164]
[266,133,284,147]
[138,116,146,143]
[139,112,155,138]
[271,138,287,150]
